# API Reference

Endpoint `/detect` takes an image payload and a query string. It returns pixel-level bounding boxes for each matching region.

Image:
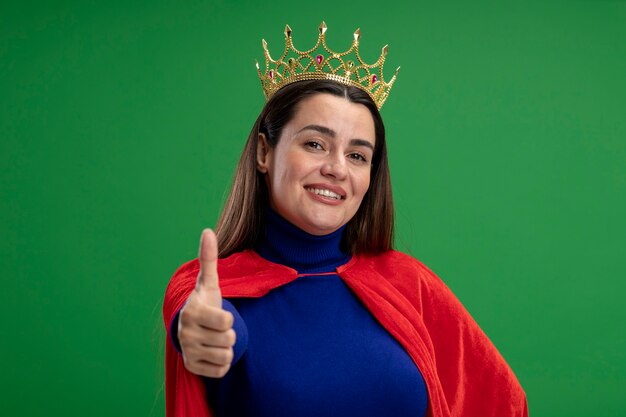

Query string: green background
[1,1,625,416]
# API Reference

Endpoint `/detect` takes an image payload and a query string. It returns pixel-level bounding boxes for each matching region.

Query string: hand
[178,229,236,378]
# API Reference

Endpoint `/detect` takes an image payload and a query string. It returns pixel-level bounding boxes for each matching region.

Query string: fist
[178,229,236,378]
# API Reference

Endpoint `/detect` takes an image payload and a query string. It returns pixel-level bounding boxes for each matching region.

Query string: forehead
[286,93,376,142]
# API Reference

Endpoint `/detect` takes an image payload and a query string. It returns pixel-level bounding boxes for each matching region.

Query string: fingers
[178,317,237,347]
[198,309,234,332]
[182,348,234,378]
[181,304,234,332]
[202,328,236,347]
[200,346,234,366]
[184,359,231,379]
[196,228,219,293]
[178,322,236,378]
[181,344,233,365]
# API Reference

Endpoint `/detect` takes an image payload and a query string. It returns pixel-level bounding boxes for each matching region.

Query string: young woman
[164,21,527,415]
[163,79,527,417]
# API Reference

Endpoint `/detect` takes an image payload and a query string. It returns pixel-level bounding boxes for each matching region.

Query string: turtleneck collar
[255,208,351,274]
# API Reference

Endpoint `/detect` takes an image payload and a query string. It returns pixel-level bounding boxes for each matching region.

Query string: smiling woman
[258,93,376,237]
[162,24,527,417]
[215,79,394,257]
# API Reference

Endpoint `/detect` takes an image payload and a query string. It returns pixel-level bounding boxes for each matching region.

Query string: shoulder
[345,250,463,314]
[167,250,267,282]
[166,250,297,301]
[163,251,260,319]
[349,250,445,288]
[352,251,487,344]
[218,250,291,279]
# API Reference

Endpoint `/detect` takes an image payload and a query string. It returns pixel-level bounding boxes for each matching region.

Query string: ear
[256,133,272,173]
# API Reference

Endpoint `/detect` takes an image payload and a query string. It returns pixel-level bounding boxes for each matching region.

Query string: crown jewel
[256,22,400,109]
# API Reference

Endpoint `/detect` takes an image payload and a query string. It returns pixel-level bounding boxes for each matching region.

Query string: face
[256,93,376,236]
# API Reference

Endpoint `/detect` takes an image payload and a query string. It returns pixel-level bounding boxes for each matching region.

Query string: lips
[305,183,346,200]
[305,187,343,200]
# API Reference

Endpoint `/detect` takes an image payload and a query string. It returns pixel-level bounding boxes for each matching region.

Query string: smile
[305,187,344,200]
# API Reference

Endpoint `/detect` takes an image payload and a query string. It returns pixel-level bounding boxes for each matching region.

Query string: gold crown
[256,22,400,109]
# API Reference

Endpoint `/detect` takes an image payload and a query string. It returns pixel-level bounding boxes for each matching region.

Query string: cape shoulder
[163,250,298,324]
[340,250,457,316]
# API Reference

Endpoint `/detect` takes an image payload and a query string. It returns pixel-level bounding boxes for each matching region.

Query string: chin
[279,204,349,235]
[302,217,345,235]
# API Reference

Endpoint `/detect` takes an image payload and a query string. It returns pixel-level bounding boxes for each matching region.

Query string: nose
[320,153,347,180]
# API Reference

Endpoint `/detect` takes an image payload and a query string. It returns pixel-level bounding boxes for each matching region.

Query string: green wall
[1,1,625,415]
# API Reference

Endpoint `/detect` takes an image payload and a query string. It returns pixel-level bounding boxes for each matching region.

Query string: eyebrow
[296,124,375,151]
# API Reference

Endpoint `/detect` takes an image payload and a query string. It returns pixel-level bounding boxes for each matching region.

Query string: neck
[255,209,350,274]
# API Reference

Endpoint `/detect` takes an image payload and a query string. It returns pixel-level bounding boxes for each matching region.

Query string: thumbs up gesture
[178,229,236,378]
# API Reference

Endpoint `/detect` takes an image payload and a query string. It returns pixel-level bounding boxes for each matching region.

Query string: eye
[348,152,368,163]
[304,141,324,151]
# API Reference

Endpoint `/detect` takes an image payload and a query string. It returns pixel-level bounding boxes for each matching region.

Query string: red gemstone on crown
[316,55,323,65]
[372,74,378,83]
[269,70,274,79]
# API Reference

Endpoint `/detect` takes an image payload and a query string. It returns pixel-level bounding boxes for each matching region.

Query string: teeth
[306,187,342,200]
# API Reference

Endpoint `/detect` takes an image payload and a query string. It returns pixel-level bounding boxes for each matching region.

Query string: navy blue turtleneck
[197,210,429,417]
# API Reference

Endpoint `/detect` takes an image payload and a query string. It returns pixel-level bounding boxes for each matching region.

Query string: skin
[257,93,376,235]
[178,229,235,378]
[179,93,376,378]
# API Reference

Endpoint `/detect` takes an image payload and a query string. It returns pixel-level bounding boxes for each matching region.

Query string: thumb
[195,228,222,306]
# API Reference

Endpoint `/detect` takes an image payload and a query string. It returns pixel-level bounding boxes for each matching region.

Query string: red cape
[163,249,527,417]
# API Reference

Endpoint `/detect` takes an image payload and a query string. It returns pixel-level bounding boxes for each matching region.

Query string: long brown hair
[215,80,394,257]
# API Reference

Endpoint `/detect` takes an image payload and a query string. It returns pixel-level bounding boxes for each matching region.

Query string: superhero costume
[163,248,527,417]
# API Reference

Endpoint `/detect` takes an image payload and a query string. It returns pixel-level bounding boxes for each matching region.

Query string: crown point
[319,21,327,35]
[256,23,399,109]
